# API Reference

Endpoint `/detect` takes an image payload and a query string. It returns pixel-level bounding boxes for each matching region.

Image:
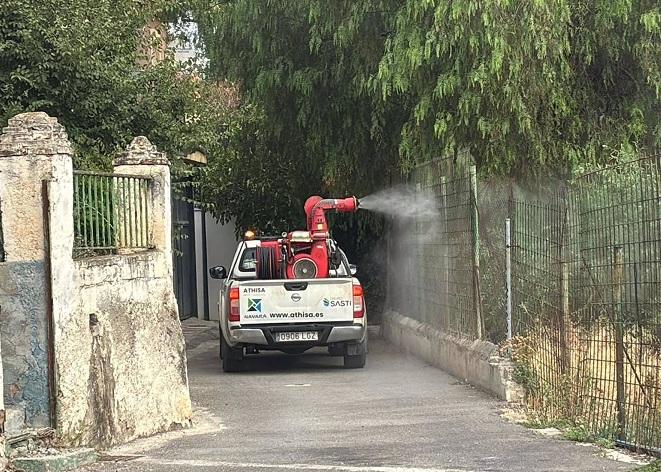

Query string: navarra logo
[248,298,262,312]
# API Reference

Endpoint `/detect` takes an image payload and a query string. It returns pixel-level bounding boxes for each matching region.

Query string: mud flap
[346,341,365,356]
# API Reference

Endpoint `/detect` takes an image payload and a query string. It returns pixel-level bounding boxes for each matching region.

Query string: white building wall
[204,216,238,321]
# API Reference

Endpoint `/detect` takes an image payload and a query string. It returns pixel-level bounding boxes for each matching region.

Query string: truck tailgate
[238,278,354,325]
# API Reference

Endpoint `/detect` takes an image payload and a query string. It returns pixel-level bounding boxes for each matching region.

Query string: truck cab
[209,238,367,372]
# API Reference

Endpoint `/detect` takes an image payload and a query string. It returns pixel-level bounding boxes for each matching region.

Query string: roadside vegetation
[188,0,659,311]
[3,0,658,228]
[635,460,661,471]
[0,0,229,171]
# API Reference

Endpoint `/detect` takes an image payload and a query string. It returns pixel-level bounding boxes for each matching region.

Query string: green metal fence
[509,156,660,452]
[73,171,153,257]
[388,159,479,338]
[387,152,660,453]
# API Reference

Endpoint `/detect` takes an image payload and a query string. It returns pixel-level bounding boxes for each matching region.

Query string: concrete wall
[0,113,69,433]
[56,253,190,446]
[205,216,238,321]
[0,113,192,446]
[0,262,49,433]
[382,311,524,403]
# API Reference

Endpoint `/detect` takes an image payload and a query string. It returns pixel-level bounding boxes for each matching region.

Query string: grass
[593,437,616,449]
[510,323,661,451]
[520,416,617,449]
[562,424,594,442]
[633,460,661,471]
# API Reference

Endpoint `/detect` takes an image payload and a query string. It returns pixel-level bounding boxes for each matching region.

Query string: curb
[12,449,97,472]
[381,310,525,403]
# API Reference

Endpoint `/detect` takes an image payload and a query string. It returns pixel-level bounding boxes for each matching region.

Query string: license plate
[275,331,319,342]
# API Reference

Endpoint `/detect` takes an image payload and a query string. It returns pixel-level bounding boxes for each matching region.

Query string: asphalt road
[85,320,637,472]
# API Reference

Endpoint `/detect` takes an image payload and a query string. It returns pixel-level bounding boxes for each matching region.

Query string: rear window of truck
[240,248,257,271]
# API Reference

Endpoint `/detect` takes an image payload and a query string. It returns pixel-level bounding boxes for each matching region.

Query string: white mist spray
[358,184,441,220]
[358,185,445,321]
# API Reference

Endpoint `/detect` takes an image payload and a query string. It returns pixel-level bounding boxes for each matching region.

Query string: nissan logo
[291,293,301,302]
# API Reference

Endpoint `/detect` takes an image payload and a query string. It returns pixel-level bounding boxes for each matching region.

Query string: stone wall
[0,112,192,446]
[0,113,69,433]
[56,254,190,446]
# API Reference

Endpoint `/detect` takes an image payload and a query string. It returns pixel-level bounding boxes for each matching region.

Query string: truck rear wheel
[221,336,244,372]
[343,338,367,369]
[219,324,224,359]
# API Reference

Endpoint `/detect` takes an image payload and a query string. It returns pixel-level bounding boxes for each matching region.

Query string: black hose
[256,246,278,279]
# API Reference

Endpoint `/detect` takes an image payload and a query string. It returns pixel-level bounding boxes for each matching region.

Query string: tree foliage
[192,0,659,190]
[0,0,228,168]
[376,0,660,175]
[197,105,308,234]
[193,0,406,200]
[189,0,658,316]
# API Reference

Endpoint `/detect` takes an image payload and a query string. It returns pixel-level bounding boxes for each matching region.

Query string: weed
[562,424,593,442]
[633,460,661,472]
[593,437,615,449]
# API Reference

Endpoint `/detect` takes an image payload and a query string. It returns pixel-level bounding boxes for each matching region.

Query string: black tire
[221,335,243,372]
[219,325,224,359]
[343,339,367,369]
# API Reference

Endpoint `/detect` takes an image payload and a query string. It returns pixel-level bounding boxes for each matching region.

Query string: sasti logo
[321,297,350,308]
[248,298,262,312]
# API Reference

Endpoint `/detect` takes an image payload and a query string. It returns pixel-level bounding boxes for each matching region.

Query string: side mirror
[349,264,358,276]
[209,265,227,279]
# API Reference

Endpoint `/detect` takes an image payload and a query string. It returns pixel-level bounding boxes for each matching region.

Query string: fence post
[0,112,74,433]
[440,176,449,321]
[559,255,570,373]
[469,165,483,339]
[612,245,626,441]
[506,218,512,341]
[559,196,570,375]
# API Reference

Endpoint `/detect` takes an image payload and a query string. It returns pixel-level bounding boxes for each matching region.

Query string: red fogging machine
[251,196,358,279]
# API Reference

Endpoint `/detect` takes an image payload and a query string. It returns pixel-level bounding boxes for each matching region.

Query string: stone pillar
[0,112,73,261]
[113,137,173,277]
[0,112,74,433]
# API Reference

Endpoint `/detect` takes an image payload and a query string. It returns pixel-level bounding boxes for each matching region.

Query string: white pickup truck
[209,238,367,372]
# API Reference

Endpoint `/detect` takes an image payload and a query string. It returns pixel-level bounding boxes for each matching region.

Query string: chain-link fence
[386,153,661,453]
[388,159,479,338]
[568,156,660,450]
[510,156,661,452]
